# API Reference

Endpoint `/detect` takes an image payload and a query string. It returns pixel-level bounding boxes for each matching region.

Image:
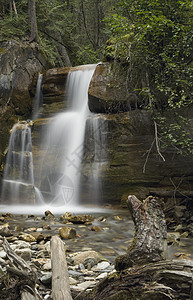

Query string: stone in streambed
[0,223,12,237]
[59,227,76,239]
[91,225,103,232]
[18,233,36,242]
[72,251,105,266]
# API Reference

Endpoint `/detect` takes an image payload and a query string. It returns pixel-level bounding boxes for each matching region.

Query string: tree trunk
[115,195,168,271]
[28,0,39,43]
[88,260,193,300]
[51,235,72,300]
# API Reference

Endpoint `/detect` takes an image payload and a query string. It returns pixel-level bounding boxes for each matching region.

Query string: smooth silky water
[0,64,110,215]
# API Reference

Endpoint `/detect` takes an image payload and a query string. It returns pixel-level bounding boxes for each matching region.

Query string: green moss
[0,47,7,54]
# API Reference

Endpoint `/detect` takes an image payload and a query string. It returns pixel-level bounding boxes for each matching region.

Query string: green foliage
[105,0,193,155]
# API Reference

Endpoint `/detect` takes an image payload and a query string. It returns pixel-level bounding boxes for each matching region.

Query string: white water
[38,65,97,207]
[32,73,43,120]
[88,116,108,204]
[1,122,35,203]
[0,64,109,214]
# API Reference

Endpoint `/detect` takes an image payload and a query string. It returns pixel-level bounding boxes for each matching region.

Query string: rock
[45,210,55,218]
[59,227,76,239]
[69,277,78,285]
[72,251,105,266]
[42,259,52,271]
[114,215,123,221]
[30,232,51,243]
[0,223,12,237]
[84,258,97,269]
[71,281,95,291]
[167,232,180,245]
[94,261,110,271]
[91,225,103,232]
[0,250,7,259]
[18,233,36,243]
[96,272,108,279]
[15,248,31,261]
[40,272,52,285]
[88,62,129,113]
[68,215,93,224]
[180,231,189,238]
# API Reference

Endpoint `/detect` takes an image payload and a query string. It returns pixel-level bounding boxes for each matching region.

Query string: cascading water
[32,73,43,120]
[87,116,108,204]
[37,65,98,208]
[0,64,108,214]
[1,121,36,203]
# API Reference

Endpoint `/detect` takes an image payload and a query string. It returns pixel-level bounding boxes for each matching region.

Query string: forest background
[0,0,193,155]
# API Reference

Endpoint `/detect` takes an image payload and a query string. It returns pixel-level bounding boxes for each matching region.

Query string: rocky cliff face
[0,40,49,177]
[31,62,193,205]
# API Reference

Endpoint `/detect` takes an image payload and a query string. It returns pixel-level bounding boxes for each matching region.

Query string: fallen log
[84,195,193,300]
[89,259,193,300]
[51,235,72,300]
[0,237,41,300]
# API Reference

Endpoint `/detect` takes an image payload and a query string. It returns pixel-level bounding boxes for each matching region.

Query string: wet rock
[96,272,108,279]
[59,227,76,239]
[0,223,12,237]
[114,215,123,221]
[42,259,51,271]
[72,251,105,266]
[15,248,31,261]
[88,62,129,113]
[45,210,55,219]
[180,232,189,238]
[40,272,52,285]
[68,215,93,224]
[93,261,110,271]
[167,232,180,245]
[18,233,36,243]
[91,225,103,232]
[84,258,97,269]
[71,281,95,292]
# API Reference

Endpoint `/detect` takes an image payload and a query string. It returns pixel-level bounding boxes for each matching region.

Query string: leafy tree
[104,0,193,155]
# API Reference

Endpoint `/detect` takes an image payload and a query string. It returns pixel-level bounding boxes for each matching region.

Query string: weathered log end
[115,195,168,271]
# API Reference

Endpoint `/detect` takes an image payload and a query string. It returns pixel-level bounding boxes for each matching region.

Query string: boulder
[88,62,129,113]
[59,226,76,239]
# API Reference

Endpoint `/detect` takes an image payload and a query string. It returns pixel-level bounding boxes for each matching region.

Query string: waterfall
[88,116,108,204]
[0,64,109,214]
[1,121,36,203]
[32,73,43,120]
[38,65,97,207]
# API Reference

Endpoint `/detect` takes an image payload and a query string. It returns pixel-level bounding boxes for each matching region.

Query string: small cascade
[32,73,43,120]
[1,121,35,203]
[0,64,110,214]
[38,65,97,207]
[87,116,108,204]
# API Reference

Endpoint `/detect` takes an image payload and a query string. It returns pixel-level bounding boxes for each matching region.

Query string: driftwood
[0,237,41,300]
[115,195,168,271]
[89,259,193,300]
[86,195,193,300]
[51,235,72,300]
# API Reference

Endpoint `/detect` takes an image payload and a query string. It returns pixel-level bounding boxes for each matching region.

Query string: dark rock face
[32,110,193,205]
[0,40,48,116]
[0,40,49,178]
[88,63,130,113]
